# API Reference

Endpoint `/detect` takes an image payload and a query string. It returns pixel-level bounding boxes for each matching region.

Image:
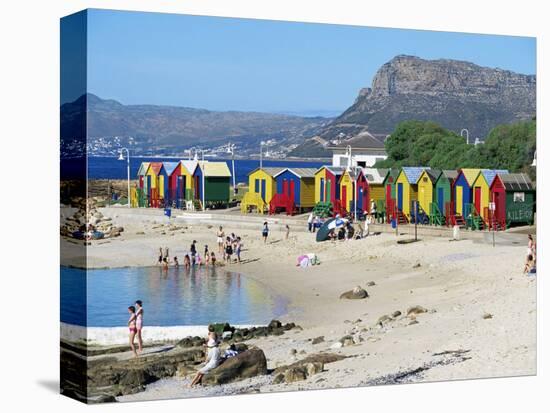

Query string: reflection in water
[61,266,287,327]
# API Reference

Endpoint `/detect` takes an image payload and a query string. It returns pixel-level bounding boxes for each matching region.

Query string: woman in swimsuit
[127,306,138,358]
[135,300,144,353]
[217,226,225,254]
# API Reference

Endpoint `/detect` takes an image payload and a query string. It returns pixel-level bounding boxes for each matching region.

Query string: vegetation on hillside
[375,119,536,180]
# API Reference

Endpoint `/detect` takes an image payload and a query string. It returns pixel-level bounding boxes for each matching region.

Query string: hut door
[320,178,325,202]
[326,180,331,202]
[474,187,481,213]
[397,183,403,211]
[358,187,363,211]
[289,179,295,203]
[139,176,144,189]
[456,186,463,215]
[342,186,347,209]
[261,180,266,201]
[437,187,444,212]
[282,179,288,195]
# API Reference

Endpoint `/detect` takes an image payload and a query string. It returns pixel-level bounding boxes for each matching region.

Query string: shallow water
[61,266,287,327]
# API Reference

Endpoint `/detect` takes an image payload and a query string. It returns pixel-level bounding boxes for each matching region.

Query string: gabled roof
[400,167,426,184]
[248,166,286,177]
[382,168,400,184]
[458,168,481,186]
[440,170,458,180]
[146,162,163,175]
[344,167,364,181]
[421,169,442,183]
[180,160,201,175]
[327,131,386,150]
[499,173,534,191]
[200,162,232,177]
[137,162,150,176]
[479,169,509,187]
[162,162,180,176]
[361,168,387,184]
[274,167,318,179]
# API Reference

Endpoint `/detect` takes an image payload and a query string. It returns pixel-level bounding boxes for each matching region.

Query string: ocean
[64,157,327,183]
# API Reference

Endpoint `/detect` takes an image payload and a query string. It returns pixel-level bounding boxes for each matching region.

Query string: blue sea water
[61,266,288,327]
[62,157,326,183]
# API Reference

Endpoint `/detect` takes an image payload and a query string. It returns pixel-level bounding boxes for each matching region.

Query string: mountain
[60,94,330,158]
[289,55,536,157]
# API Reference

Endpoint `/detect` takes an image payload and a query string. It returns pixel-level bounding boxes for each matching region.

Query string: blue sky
[62,9,536,115]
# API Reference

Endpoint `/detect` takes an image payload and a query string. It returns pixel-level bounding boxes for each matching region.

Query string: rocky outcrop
[202,348,268,385]
[60,198,123,240]
[290,55,536,156]
[273,353,346,384]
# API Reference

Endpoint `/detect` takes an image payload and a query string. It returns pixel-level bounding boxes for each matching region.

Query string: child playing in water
[211,252,217,266]
[127,306,138,358]
[183,254,191,269]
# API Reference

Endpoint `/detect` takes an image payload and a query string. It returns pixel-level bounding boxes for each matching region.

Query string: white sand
[61,207,536,400]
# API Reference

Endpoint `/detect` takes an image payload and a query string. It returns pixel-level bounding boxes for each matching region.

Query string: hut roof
[274,167,317,179]
[180,160,201,175]
[400,167,425,184]
[202,162,232,177]
[345,167,364,180]
[147,162,163,175]
[423,169,442,183]
[480,169,509,186]
[440,170,458,180]
[162,162,180,176]
[137,162,150,176]
[361,168,387,184]
[499,173,534,191]
[248,167,286,177]
[458,168,482,186]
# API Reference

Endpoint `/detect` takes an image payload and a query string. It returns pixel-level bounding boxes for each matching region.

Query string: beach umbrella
[316,218,348,242]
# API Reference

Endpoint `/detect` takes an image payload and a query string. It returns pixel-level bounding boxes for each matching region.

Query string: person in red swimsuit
[127,306,138,358]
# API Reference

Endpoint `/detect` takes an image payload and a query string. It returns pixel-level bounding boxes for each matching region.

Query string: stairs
[240,192,267,214]
[193,199,203,211]
[269,193,296,215]
[429,203,445,226]
[396,210,409,224]
[411,202,430,225]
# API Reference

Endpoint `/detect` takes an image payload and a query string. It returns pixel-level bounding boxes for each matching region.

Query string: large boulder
[340,286,369,300]
[202,348,267,385]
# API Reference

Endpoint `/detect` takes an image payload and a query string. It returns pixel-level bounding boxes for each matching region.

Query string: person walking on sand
[307,212,314,232]
[262,221,269,244]
[135,300,144,354]
[127,306,138,358]
[285,224,290,240]
[217,226,225,254]
[189,331,221,387]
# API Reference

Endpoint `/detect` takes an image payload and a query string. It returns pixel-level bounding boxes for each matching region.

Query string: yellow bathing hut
[395,167,425,218]
[179,160,200,201]
[417,169,441,214]
[145,162,163,207]
[241,167,285,213]
[471,169,509,216]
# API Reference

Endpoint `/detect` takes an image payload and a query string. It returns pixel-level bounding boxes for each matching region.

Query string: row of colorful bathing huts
[242,166,535,230]
[131,160,232,209]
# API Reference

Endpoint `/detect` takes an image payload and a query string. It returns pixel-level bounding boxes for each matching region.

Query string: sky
[61,9,536,116]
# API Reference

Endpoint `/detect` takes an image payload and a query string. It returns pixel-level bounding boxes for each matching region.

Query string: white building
[328,131,387,168]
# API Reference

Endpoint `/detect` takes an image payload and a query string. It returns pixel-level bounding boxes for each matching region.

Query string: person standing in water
[190,240,197,265]
[127,306,138,358]
[216,226,225,254]
[262,221,269,244]
[135,300,144,354]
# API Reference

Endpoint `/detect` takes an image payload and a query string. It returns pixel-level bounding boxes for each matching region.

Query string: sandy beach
[60,206,536,401]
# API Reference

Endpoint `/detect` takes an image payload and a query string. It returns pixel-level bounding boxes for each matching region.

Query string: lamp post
[460,129,470,145]
[117,148,130,208]
[227,143,237,195]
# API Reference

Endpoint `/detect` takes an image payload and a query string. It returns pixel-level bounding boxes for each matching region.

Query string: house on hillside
[327,131,387,168]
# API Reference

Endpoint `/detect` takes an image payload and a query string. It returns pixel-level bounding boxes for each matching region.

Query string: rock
[268,320,282,330]
[366,281,376,287]
[483,313,493,319]
[281,366,307,383]
[413,262,421,268]
[340,286,369,300]
[135,231,145,235]
[340,335,355,347]
[407,305,428,316]
[289,349,297,356]
[202,348,267,385]
[311,336,324,345]
[391,310,402,318]
[273,353,344,383]
[408,320,419,325]
[377,315,392,325]
[330,342,343,349]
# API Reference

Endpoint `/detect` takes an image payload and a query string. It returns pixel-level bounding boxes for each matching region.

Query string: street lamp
[117,148,130,208]
[460,129,470,145]
[227,143,237,195]
[196,148,206,210]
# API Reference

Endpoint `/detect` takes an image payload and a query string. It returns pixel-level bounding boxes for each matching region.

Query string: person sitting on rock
[189,332,221,387]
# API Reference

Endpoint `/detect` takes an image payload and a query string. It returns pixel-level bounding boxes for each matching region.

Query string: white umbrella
[327,218,348,230]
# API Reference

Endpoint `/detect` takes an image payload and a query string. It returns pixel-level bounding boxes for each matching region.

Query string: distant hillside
[60,94,330,158]
[289,55,536,157]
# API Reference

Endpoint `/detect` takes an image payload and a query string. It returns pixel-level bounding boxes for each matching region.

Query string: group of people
[127,300,144,358]
[524,234,537,275]
[157,242,218,270]
[216,226,244,263]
